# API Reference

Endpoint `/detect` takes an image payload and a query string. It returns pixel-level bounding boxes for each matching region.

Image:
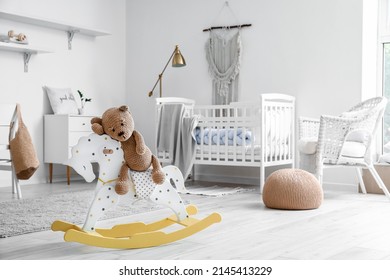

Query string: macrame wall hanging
[203,1,251,105]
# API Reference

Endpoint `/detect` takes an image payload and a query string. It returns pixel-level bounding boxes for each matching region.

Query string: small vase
[78,108,85,115]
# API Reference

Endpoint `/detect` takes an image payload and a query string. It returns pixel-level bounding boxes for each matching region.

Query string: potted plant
[77,90,92,115]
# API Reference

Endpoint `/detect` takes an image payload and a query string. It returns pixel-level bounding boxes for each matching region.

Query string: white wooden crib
[155,94,295,192]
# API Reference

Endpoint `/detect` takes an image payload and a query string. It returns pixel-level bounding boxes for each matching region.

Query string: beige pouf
[262,169,323,210]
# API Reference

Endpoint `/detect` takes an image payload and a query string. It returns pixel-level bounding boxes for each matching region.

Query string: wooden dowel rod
[203,23,252,32]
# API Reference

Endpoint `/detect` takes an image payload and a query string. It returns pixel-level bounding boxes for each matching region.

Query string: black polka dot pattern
[131,169,155,199]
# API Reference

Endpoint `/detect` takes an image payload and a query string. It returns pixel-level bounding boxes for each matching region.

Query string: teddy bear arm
[91,117,104,135]
[91,123,104,135]
[133,130,147,155]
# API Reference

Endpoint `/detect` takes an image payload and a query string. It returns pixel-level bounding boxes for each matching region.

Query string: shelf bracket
[23,52,32,72]
[67,30,80,50]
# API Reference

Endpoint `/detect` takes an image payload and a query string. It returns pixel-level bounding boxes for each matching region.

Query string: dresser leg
[49,163,53,183]
[67,166,71,185]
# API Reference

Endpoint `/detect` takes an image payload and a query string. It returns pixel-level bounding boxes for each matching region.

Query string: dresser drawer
[69,116,93,132]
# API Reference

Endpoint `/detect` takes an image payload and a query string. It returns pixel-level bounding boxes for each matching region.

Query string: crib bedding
[194,127,253,146]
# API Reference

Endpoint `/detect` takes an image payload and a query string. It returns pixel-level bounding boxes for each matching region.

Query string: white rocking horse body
[51,133,221,249]
[64,133,189,231]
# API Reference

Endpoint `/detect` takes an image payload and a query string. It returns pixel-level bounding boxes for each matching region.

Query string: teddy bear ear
[90,117,104,135]
[119,105,129,112]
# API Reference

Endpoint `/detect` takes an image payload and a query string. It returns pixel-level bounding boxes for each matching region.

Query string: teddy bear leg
[115,164,131,195]
[151,155,166,185]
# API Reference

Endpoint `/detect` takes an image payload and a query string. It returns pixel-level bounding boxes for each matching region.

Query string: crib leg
[260,165,265,194]
[82,185,120,231]
[149,180,189,221]
[189,164,196,181]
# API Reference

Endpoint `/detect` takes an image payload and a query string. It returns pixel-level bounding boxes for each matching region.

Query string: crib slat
[233,108,238,162]
[279,106,282,162]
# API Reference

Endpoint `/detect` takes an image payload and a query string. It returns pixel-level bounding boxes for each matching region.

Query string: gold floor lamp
[148,45,186,98]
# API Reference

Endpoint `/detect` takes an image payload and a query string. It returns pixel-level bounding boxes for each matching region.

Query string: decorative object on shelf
[148,45,186,98]
[77,90,92,115]
[8,30,28,44]
[44,86,79,115]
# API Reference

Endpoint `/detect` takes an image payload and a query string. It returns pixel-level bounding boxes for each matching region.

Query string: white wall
[126,0,365,186]
[0,0,368,189]
[0,0,126,186]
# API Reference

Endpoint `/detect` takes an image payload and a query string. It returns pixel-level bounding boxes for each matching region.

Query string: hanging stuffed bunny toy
[91,105,165,195]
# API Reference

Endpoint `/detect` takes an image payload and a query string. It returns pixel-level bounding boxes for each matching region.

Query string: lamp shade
[172,45,186,67]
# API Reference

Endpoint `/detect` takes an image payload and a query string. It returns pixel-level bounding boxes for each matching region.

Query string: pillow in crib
[44,86,79,115]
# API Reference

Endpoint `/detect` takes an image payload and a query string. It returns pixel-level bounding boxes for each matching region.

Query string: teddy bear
[90,105,165,195]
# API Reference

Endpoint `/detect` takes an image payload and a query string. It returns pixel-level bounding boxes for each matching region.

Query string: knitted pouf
[262,169,323,210]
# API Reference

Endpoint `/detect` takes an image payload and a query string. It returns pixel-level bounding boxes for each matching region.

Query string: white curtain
[206,29,242,105]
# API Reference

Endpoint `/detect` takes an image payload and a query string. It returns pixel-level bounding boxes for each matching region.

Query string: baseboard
[0,173,88,188]
[193,174,357,191]
[194,173,259,186]
[320,181,357,192]
[48,174,87,183]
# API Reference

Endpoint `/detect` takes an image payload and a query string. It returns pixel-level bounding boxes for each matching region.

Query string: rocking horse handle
[103,149,113,154]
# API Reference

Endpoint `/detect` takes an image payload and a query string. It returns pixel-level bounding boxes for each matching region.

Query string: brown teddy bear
[91,105,165,195]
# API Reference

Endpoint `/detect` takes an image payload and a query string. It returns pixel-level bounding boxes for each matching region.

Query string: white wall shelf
[0,41,53,72]
[0,10,111,50]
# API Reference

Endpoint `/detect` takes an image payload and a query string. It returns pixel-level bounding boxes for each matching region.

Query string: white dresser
[44,114,94,184]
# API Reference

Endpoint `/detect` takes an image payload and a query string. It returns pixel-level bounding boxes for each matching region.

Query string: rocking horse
[51,133,221,249]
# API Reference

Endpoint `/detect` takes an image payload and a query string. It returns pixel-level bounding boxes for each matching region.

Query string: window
[383,43,390,152]
[379,0,390,154]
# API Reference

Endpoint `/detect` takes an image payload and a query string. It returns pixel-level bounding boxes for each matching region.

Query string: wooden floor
[1,181,390,260]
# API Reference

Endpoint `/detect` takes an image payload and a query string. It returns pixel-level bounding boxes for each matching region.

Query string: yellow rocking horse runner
[51,133,221,249]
